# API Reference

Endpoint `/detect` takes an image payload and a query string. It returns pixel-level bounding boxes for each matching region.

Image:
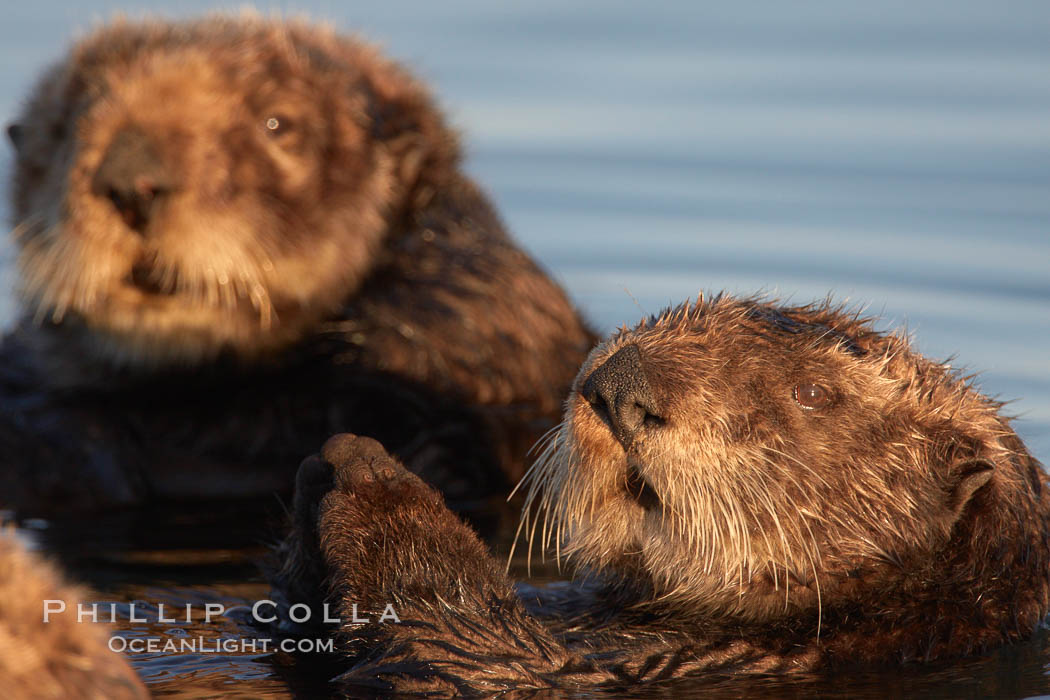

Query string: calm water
[2,1,1049,697]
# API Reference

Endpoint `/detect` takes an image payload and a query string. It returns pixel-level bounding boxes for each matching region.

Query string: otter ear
[946,459,994,517]
[365,95,437,189]
[383,132,428,192]
[357,70,458,197]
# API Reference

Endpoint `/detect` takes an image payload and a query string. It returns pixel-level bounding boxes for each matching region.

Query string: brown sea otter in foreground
[1,15,592,513]
[274,294,1050,694]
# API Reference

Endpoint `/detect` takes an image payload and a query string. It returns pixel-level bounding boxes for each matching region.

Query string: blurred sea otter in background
[0,14,594,514]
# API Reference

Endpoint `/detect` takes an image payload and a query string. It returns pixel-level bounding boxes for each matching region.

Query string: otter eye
[794,383,831,410]
[264,115,292,136]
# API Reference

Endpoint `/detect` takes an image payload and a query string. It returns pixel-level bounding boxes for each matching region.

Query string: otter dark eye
[264,115,292,136]
[794,383,831,410]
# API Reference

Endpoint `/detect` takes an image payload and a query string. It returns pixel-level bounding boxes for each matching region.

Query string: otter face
[521,295,1015,622]
[7,17,449,367]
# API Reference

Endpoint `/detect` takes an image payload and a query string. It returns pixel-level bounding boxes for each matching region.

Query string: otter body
[274,294,1050,694]
[1,15,593,512]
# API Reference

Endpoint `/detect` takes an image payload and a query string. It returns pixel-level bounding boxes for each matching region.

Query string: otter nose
[91,126,174,233]
[581,344,662,449]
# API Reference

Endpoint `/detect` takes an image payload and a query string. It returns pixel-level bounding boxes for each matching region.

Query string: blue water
[3,2,1049,697]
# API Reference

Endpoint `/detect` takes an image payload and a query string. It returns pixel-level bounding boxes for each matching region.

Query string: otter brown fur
[1,14,593,512]
[0,530,146,698]
[272,294,1050,694]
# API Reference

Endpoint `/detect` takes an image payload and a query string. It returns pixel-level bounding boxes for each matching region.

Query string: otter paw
[290,433,437,547]
[302,435,450,605]
[320,433,428,502]
[284,433,503,621]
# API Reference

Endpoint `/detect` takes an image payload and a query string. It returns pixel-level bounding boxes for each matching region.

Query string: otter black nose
[91,126,174,232]
[581,344,662,449]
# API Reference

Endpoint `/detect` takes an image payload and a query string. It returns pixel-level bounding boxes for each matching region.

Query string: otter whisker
[509,500,534,577]
[740,472,786,593]
[762,446,832,491]
[528,422,564,458]
[512,423,572,573]
[510,423,562,501]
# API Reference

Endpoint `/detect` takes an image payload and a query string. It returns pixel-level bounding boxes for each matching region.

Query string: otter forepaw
[296,433,495,612]
[316,433,435,514]
[278,433,514,649]
[308,434,446,592]
[280,434,434,596]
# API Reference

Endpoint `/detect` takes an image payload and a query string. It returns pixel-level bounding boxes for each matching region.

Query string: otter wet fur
[0,531,147,698]
[0,14,593,512]
[272,294,1050,695]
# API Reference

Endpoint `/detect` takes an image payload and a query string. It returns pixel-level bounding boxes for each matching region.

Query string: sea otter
[0,531,146,698]
[273,294,1050,694]
[1,14,593,513]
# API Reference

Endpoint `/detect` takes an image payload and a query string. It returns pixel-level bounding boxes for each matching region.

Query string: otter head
[521,294,1047,624]
[6,15,458,371]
